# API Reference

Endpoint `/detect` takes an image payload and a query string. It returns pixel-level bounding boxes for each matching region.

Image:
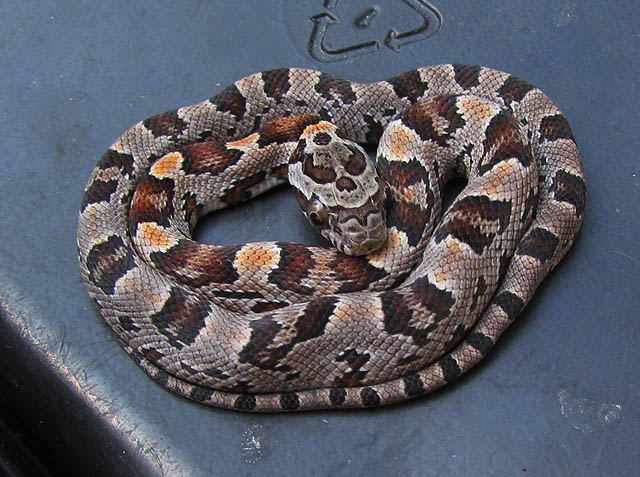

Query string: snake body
[77,64,586,411]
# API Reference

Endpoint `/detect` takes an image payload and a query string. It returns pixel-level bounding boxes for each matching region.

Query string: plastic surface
[1,1,638,475]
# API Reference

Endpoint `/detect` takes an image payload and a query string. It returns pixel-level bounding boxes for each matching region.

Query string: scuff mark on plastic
[241,424,265,464]
[554,1,577,28]
[557,389,622,433]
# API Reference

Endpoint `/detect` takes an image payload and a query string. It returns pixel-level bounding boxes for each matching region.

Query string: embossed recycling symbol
[309,0,442,62]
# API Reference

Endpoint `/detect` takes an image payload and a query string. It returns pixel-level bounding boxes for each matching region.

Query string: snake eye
[309,212,323,226]
[307,200,329,228]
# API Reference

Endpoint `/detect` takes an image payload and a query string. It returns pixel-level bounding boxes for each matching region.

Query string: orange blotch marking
[331,301,355,321]
[234,244,280,271]
[301,121,336,137]
[458,96,498,121]
[226,132,260,149]
[333,298,382,323]
[137,222,177,250]
[447,239,464,257]
[149,152,184,179]
[388,124,414,160]
[435,270,448,283]
[483,159,517,196]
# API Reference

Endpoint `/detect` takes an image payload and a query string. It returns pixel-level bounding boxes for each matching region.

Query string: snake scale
[77,64,586,412]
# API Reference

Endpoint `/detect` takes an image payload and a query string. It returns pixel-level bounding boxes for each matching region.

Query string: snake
[77,64,586,412]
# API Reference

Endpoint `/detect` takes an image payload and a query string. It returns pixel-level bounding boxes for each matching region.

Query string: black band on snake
[77,64,586,412]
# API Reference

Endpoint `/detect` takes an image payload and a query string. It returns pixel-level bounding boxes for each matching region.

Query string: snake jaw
[333,201,389,256]
[339,224,388,256]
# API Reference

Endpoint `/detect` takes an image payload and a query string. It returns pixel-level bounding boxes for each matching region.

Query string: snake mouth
[341,225,388,256]
[336,206,388,256]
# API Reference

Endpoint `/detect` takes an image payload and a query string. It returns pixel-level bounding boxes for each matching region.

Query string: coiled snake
[77,64,586,412]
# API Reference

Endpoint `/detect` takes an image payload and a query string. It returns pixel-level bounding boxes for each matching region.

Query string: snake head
[289,120,389,256]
